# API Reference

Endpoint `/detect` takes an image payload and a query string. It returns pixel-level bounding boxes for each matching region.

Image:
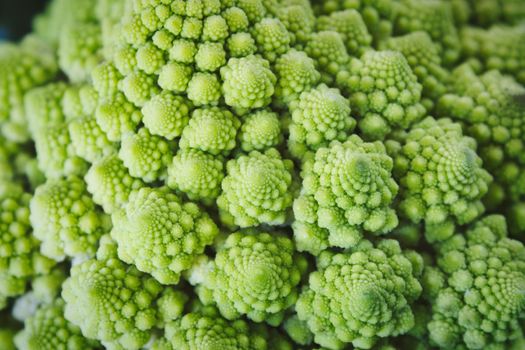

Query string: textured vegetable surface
[1,0,525,349]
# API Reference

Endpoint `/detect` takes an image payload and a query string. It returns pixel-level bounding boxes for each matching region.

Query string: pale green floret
[317,10,372,56]
[221,55,276,111]
[69,116,116,163]
[226,32,257,57]
[142,91,192,140]
[91,62,122,99]
[274,49,320,105]
[164,305,268,350]
[305,31,349,84]
[169,39,198,64]
[277,4,315,47]
[296,240,422,350]
[293,135,398,252]
[237,0,267,22]
[252,18,291,62]
[179,107,240,155]
[0,38,57,138]
[58,22,102,83]
[62,241,187,350]
[95,92,143,142]
[222,7,250,33]
[195,43,226,72]
[24,83,68,139]
[119,127,174,183]
[62,85,98,119]
[217,148,294,228]
[14,299,97,350]
[186,72,222,106]
[436,66,525,231]
[136,43,166,74]
[425,215,525,349]
[283,315,313,346]
[336,50,426,140]
[394,117,492,243]
[382,31,449,110]
[202,15,229,41]
[85,154,144,214]
[119,70,160,107]
[29,176,110,261]
[238,110,282,152]
[287,84,354,159]
[158,62,194,92]
[0,182,56,309]
[113,45,138,76]
[167,148,224,204]
[194,231,306,325]
[111,187,219,284]
[394,0,460,65]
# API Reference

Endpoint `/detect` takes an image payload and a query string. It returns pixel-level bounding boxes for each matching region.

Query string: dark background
[0,0,51,40]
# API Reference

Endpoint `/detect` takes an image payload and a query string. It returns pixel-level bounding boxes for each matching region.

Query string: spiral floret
[217,148,294,228]
[111,187,219,284]
[14,299,97,350]
[196,231,306,325]
[288,84,354,159]
[296,239,422,350]
[164,305,267,350]
[293,135,398,253]
[238,110,282,152]
[424,215,525,349]
[394,117,492,243]
[336,50,426,140]
[62,240,187,350]
[29,176,110,261]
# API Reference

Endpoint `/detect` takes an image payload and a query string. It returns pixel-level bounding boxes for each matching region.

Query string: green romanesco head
[336,50,426,140]
[288,84,355,159]
[305,31,349,84]
[217,148,294,228]
[0,181,56,309]
[14,298,98,350]
[196,230,306,325]
[316,10,372,56]
[85,154,145,214]
[164,305,268,350]
[111,187,219,284]
[394,0,460,65]
[296,239,422,350]
[29,176,111,261]
[424,215,525,349]
[167,148,225,204]
[293,135,398,253]
[381,31,449,110]
[238,109,282,152]
[394,117,492,243]
[62,237,188,349]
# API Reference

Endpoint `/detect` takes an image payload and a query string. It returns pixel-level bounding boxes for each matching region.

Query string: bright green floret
[276,3,315,47]
[142,91,193,140]
[95,92,143,142]
[179,107,240,155]
[336,50,426,140]
[252,18,291,62]
[218,148,294,228]
[62,237,187,350]
[424,215,525,349]
[394,117,492,243]
[193,231,306,325]
[287,84,354,159]
[164,305,268,350]
[29,176,110,261]
[119,127,174,183]
[394,0,460,65]
[14,298,97,350]
[238,110,282,152]
[316,10,372,56]
[382,31,449,110]
[186,72,222,106]
[274,49,320,105]
[0,181,56,309]
[220,55,276,111]
[167,148,224,204]
[293,135,398,253]
[305,31,349,84]
[296,239,423,350]
[85,154,145,214]
[111,187,219,284]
